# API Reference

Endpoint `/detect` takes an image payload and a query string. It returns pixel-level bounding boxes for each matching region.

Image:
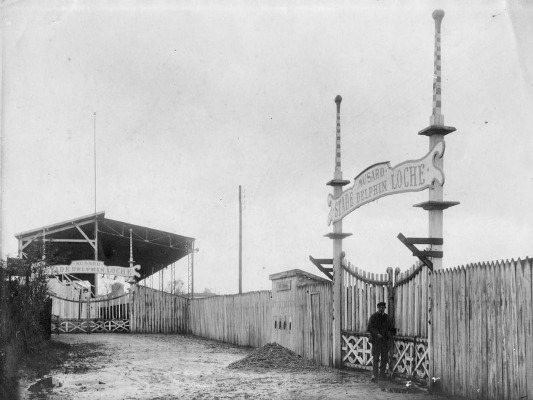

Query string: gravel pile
[227,342,326,372]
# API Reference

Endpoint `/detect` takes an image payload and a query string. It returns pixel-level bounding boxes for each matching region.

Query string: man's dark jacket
[367,312,393,344]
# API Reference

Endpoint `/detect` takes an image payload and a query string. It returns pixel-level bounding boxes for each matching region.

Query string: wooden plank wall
[188,285,332,367]
[48,277,81,318]
[271,282,333,367]
[271,283,298,351]
[130,285,188,333]
[394,265,429,337]
[95,295,130,320]
[296,282,333,367]
[189,291,272,348]
[432,258,533,400]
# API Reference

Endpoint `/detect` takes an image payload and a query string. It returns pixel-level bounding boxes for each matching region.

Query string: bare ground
[19,333,454,400]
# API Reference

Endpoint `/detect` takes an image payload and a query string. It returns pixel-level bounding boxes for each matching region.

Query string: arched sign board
[327,141,445,225]
[45,260,141,279]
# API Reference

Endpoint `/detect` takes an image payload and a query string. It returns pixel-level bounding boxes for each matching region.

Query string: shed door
[310,292,321,364]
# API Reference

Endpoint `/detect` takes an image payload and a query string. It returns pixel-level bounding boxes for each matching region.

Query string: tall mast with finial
[415,11,460,389]
[416,9,459,270]
[325,95,352,367]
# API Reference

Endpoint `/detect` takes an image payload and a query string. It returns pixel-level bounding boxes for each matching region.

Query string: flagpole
[93,112,97,215]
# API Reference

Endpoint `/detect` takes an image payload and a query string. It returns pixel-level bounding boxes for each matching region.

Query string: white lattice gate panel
[341,333,372,370]
[341,333,429,380]
[391,337,429,379]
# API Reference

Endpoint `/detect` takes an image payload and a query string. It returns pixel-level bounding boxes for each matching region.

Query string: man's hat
[377,302,386,308]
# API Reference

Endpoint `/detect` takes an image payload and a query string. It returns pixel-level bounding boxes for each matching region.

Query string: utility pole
[239,185,243,294]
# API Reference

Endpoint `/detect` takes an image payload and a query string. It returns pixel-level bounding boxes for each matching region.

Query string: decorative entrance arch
[311,10,459,382]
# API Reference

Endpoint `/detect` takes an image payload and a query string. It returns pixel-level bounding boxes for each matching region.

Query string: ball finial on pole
[432,9,444,24]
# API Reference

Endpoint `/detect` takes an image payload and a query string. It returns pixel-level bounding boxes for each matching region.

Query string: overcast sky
[1,0,532,294]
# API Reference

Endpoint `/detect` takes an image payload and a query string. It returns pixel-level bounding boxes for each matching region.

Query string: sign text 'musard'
[327,142,445,225]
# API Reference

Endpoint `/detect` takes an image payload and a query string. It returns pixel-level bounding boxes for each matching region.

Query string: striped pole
[428,10,446,271]
[431,10,445,126]
[332,95,343,367]
[325,95,352,367]
[326,94,353,368]
[416,9,459,390]
[129,229,133,268]
[334,95,343,179]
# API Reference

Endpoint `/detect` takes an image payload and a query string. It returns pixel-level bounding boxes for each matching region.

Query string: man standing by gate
[367,302,393,382]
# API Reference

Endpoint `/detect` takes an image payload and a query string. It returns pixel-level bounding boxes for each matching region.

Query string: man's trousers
[371,340,389,378]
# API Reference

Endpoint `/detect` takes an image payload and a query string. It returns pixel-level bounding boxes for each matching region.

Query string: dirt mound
[227,342,326,372]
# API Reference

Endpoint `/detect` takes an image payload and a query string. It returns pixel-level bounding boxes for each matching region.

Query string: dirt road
[20,334,452,400]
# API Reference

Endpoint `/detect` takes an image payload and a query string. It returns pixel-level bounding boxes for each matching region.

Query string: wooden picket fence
[129,259,532,400]
[188,283,333,366]
[130,285,188,334]
[431,258,533,400]
[392,263,430,379]
[339,257,533,398]
[341,262,391,333]
[47,257,532,400]
[394,263,429,337]
[189,291,272,348]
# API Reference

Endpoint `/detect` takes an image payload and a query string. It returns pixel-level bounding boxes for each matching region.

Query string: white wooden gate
[50,293,132,334]
[340,259,430,381]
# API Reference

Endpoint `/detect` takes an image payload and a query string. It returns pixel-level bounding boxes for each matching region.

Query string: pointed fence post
[387,267,395,378]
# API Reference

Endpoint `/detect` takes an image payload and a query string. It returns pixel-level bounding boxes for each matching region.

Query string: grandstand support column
[94,216,99,261]
[127,228,136,288]
[188,240,195,299]
[94,217,99,295]
[127,228,136,330]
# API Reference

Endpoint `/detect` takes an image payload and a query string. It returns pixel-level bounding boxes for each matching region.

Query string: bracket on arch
[397,233,444,272]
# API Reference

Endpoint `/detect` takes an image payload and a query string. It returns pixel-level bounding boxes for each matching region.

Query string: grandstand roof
[15,211,194,281]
